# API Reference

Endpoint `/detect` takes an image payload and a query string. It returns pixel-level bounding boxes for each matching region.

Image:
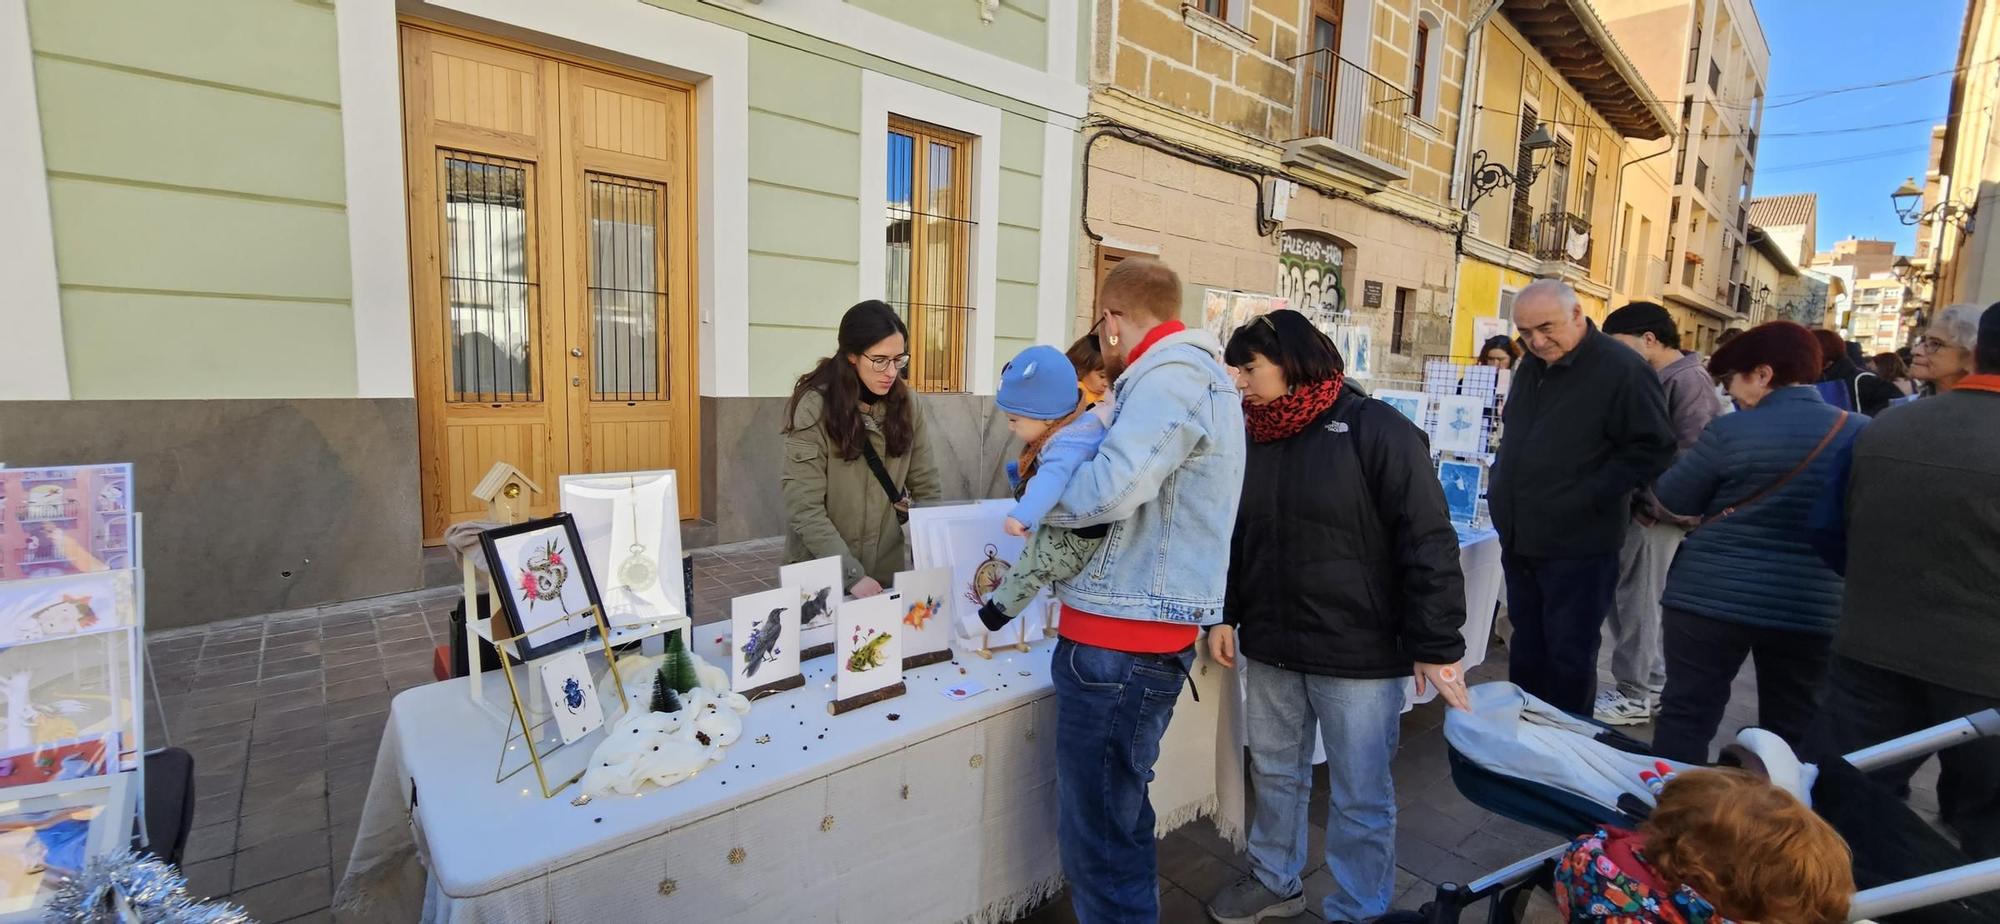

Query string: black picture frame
[478,513,604,661]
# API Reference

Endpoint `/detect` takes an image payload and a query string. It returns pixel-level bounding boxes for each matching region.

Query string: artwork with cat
[0,465,134,578]
[0,632,139,772]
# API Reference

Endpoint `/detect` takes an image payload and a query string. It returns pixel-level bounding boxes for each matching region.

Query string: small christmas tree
[650,667,682,713]
[660,629,700,694]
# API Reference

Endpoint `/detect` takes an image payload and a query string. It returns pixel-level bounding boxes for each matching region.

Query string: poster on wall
[1201,289,1290,342]
[1277,231,1346,334]
[1472,316,1513,354]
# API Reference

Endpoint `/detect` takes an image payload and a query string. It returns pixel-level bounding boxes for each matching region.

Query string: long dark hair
[784,301,914,461]
[1223,309,1344,387]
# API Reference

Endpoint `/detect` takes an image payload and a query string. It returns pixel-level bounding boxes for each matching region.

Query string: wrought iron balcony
[1531,211,1593,268]
[1282,48,1411,183]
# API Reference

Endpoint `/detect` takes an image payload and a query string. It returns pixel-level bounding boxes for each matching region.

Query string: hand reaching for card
[1003,517,1029,538]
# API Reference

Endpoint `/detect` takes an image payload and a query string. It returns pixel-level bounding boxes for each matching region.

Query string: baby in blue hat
[978,344,1115,634]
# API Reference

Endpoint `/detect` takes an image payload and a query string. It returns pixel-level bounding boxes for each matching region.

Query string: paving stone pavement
[144,537,1941,923]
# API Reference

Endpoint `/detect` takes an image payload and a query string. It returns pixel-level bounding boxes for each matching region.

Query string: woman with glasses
[781,300,940,597]
[1908,303,1983,398]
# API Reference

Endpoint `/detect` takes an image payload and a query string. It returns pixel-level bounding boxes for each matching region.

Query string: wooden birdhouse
[472,462,542,524]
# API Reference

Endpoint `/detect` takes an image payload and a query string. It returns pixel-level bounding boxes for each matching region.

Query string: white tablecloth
[333,638,1233,924]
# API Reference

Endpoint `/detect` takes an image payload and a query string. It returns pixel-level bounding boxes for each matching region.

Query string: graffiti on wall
[1277,231,1347,333]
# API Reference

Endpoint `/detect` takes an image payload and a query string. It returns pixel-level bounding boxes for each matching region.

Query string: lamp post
[1465,125,1558,211]
[1891,177,1974,231]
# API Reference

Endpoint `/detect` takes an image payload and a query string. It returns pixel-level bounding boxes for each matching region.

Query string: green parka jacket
[781,389,941,588]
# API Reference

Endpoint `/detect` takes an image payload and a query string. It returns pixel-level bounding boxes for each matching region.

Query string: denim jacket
[1042,330,1246,625]
[1008,403,1113,531]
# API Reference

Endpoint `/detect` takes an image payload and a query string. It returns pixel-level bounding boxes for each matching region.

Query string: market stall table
[334,637,1233,924]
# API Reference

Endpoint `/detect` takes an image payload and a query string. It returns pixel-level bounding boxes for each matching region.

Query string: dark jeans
[1503,552,1620,714]
[1652,608,1832,764]
[1051,637,1191,924]
[1808,656,2000,859]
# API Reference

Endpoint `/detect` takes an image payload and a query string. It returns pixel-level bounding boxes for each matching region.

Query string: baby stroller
[1390,682,2000,924]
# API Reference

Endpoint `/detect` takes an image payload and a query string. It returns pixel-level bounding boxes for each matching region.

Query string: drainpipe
[1607,140,1674,306]
[1446,0,1505,355]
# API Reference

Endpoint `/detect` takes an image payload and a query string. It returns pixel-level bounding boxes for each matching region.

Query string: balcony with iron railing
[1530,211,1593,273]
[1281,49,1411,184]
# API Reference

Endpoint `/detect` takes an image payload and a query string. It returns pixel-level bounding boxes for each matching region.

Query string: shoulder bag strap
[856,438,911,522]
[1701,411,1849,527]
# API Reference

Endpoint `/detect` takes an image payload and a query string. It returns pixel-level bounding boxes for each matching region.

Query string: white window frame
[857,71,1003,394]
[1412,9,1443,127]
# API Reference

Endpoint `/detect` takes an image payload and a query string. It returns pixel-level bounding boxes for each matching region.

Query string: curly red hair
[1643,768,1853,924]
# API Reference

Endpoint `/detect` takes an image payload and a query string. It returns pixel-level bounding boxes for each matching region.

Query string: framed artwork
[729,586,801,697]
[537,649,605,746]
[1429,394,1486,456]
[830,592,904,714]
[0,465,133,581]
[909,500,1055,647]
[0,632,138,774]
[0,570,138,648]
[1348,325,1374,377]
[891,567,953,668]
[779,557,843,660]
[1438,460,1484,524]
[558,471,686,628]
[0,774,133,917]
[478,514,603,662]
[1373,390,1431,429]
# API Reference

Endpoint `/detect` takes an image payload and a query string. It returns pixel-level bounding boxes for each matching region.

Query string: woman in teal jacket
[1649,322,1868,764]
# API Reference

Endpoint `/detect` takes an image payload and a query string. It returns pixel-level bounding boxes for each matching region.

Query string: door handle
[570,348,584,358]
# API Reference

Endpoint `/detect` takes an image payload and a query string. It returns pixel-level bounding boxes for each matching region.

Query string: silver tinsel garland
[43,850,255,923]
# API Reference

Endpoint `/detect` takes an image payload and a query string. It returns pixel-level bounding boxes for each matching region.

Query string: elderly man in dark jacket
[1810,304,2000,859]
[1490,280,1676,715]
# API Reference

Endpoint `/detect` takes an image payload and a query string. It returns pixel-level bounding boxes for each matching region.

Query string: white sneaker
[1593,691,1654,726]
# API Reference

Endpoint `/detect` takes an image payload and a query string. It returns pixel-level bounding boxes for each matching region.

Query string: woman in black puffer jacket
[1201,310,1469,924]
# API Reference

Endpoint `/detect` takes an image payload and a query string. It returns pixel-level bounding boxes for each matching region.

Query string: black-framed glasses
[861,353,912,372]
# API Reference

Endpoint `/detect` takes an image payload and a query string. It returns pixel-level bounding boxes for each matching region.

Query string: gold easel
[488,605,631,798]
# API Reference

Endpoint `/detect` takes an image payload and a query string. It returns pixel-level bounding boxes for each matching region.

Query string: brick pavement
[144,537,1940,923]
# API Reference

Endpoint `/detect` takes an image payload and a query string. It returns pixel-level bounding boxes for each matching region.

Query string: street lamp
[1891,176,1974,231]
[1465,125,1558,211]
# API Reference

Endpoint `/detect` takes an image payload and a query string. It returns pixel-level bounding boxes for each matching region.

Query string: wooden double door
[401,24,700,541]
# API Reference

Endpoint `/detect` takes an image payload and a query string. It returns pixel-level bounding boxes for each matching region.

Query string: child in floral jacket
[1555,768,1852,923]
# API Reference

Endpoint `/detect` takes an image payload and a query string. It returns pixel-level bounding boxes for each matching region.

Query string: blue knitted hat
[996,345,1081,419]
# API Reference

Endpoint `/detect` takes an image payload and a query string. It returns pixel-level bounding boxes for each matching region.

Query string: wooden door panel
[442,421,557,524]
[405,23,701,541]
[557,65,700,515]
[405,25,569,540]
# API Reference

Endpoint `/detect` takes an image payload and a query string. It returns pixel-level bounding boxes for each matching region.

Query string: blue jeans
[1051,637,1192,924]
[1243,657,1404,924]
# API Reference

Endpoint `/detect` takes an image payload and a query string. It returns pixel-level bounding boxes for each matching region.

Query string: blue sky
[1752,0,1966,254]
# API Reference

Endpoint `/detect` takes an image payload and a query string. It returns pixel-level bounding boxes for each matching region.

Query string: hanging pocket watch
[618,500,659,591]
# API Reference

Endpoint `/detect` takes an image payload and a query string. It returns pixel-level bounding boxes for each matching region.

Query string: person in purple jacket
[1596,302,1725,727]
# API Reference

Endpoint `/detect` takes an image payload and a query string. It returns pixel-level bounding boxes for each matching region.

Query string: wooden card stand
[828,681,906,716]
[799,641,835,662]
[738,672,806,700]
[901,649,952,670]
